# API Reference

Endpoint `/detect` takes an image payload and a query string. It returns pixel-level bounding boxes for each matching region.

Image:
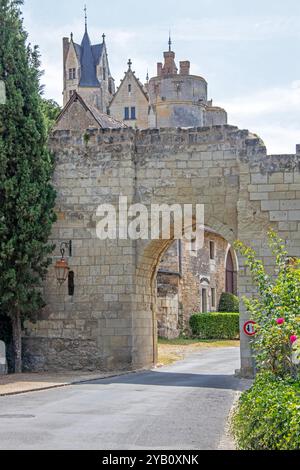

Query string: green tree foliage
[0,0,56,372]
[41,98,61,134]
[235,230,300,378]
[219,292,239,313]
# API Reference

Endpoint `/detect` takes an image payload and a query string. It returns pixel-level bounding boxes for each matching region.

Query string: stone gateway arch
[22,125,300,377]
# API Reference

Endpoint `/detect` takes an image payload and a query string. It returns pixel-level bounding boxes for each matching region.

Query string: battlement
[50,124,265,156]
[49,125,300,175]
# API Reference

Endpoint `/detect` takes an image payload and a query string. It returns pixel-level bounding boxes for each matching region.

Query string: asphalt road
[0,347,242,450]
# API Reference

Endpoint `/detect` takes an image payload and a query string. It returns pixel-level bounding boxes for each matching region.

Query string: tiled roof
[92,44,104,67]
[55,92,127,129]
[73,43,82,60]
[79,31,100,87]
[88,103,127,128]
[71,29,109,88]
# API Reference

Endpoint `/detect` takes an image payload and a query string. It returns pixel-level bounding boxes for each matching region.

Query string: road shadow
[77,371,252,392]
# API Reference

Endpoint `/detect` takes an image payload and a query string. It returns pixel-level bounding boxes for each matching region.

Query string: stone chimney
[296,144,300,156]
[63,37,70,64]
[180,61,190,75]
[157,62,163,76]
[63,37,70,90]
[162,51,178,76]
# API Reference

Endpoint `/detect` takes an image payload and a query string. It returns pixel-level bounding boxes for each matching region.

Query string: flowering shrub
[232,372,300,450]
[235,230,300,378]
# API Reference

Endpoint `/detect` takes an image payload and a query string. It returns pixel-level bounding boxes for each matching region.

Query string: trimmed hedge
[190,312,240,339]
[219,292,239,313]
[232,372,300,450]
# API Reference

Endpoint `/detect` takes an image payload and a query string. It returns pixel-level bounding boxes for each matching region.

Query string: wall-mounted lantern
[55,241,72,286]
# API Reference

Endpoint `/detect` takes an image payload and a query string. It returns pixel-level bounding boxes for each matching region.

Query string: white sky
[22,0,300,154]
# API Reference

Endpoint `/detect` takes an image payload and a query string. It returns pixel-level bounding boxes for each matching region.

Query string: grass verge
[157,338,240,367]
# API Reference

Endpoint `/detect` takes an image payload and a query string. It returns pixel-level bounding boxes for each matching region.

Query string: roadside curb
[0,369,147,398]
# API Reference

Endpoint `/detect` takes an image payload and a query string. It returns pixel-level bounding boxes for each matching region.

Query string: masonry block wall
[23,128,138,371]
[22,125,300,377]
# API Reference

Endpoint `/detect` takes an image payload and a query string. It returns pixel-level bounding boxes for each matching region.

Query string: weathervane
[84,4,87,32]
[168,31,172,51]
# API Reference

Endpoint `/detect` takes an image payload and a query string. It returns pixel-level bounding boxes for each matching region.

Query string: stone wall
[23,127,137,371]
[157,296,179,340]
[22,125,300,377]
[204,107,228,127]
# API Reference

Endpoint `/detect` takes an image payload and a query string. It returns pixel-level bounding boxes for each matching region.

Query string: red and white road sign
[243,321,257,337]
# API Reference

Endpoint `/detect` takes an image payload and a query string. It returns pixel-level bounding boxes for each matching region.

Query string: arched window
[226,250,235,294]
[202,289,208,313]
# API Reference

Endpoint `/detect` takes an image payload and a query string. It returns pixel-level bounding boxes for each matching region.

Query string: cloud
[219,82,300,153]
[21,6,300,154]
[222,81,300,116]
[174,16,300,42]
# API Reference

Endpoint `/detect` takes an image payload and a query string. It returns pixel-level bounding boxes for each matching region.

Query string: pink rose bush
[290,335,297,345]
[235,230,300,378]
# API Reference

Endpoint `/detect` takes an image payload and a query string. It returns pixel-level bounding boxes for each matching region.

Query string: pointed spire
[84,4,87,32]
[102,33,106,43]
[146,69,149,83]
[168,31,172,52]
[70,32,73,41]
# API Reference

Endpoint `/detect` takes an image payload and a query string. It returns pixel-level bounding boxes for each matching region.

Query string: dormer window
[124,107,129,120]
[131,107,136,120]
[69,68,76,80]
[124,107,136,120]
[210,241,215,260]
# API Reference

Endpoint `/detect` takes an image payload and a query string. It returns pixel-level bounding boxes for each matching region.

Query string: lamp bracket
[60,240,72,259]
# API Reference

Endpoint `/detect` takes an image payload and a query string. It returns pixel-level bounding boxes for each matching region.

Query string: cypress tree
[0,0,56,372]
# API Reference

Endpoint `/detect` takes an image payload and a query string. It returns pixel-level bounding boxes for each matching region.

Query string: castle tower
[148,38,227,128]
[62,9,115,113]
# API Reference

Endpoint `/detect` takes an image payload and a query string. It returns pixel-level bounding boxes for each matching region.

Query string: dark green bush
[232,372,300,450]
[189,312,240,339]
[219,293,239,313]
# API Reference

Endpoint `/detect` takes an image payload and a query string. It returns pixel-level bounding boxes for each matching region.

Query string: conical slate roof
[79,31,101,87]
